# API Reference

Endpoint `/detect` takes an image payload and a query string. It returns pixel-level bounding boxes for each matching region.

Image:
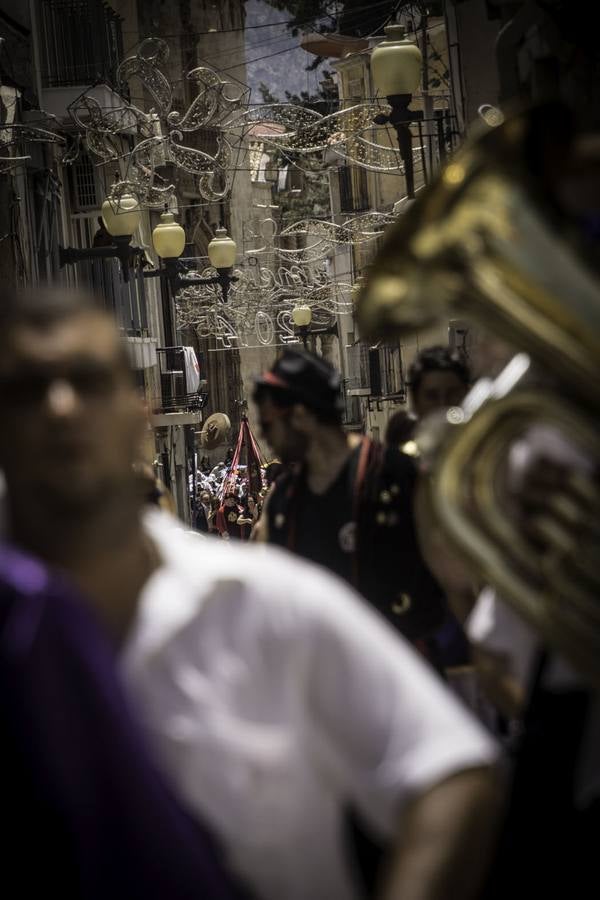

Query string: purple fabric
[0,541,251,900]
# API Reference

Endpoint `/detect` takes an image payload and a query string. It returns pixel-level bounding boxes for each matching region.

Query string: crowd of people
[0,106,597,900]
[0,290,501,900]
[190,455,275,539]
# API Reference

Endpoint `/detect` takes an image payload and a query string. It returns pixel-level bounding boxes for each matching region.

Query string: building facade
[301,11,456,439]
[0,0,260,521]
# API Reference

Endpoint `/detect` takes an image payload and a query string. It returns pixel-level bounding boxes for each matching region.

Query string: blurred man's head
[408,346,470,419]
[0,288,145,520]
[253,349,343,464]
[384,411,417,448]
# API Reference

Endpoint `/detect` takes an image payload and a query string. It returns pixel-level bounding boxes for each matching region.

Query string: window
[71,152,98,211]
[346,69,364,104]
[77,258,149,336]
[40,0,123,88]
[351,165,369,211]
[338,164,352,213]
[367,345,406,397]
[368,348,382,396]
[338,164,369,213]
[346,341,371,390]
[359,342,370,388]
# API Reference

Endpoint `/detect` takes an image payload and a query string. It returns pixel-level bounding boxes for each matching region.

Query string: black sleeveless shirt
[287,446,358,585]
[267,439,446,641]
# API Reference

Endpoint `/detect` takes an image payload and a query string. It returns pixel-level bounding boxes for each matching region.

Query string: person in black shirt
[193,490,214,534]
[252,348,446,644]
[406,347,473,669]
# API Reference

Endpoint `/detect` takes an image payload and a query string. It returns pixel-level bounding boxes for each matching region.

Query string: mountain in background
[245,0,325,100]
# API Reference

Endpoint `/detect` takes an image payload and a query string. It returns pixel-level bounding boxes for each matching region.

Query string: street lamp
[60,188,238,302]
[371,24,423,198]
[59,190,143,281]
[146,211,238,304]
[292,304,312,348]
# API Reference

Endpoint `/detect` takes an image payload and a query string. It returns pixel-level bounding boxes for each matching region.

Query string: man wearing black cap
[253,348,446,645]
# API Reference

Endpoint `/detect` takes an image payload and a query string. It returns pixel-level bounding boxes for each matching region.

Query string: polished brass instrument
[356,104,600,686]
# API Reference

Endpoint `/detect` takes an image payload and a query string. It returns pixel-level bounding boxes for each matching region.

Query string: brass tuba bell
[356,103,600,686]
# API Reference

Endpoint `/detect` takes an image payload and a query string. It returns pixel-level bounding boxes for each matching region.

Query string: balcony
[40,0,123,88]
[149,346,208,426]
[76,257,150,338]
[39,0,125,122]
[344,344,407,413]
[341,388,364,430]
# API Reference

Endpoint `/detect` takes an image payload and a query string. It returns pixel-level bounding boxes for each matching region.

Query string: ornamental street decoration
[0,76,65,175]
[66,35,429,211]
[243,211,397,264]
[68,37,250,205]
[175,256,352,349]
[232,101,407,173]
[174,204,395,347]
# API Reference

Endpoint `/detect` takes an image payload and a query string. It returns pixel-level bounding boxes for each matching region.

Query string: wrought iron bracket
[144,258,238,302]
[373,95,424,198]
[58,235,143,282]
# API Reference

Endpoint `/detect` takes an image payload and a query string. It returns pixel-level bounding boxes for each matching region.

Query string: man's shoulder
[143,507,347,607]
[137,511,416,669]
[268,467,296,498]
[130,512,304,658]
[360,441,417,512]
[370,440,417,477]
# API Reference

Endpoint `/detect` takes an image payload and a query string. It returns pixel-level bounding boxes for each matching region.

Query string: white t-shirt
[467,586,540,690]
[467,422,595,695]
[121,511,499,900]
[467,588,583,693]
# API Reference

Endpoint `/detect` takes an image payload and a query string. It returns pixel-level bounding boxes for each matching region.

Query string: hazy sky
[244,0,327,100]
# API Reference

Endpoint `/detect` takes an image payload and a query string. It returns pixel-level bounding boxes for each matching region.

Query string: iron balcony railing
[40,0,124,88]
[341,391,363,429]
[154,347,208,415]
[75,257,148,336]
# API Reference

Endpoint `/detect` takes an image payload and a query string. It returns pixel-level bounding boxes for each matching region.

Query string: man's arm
[381,768,503,900]
[300,564,501,900]
[471,646,526,719]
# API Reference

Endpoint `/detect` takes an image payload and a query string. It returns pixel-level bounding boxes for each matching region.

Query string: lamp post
[58,191,143,281]
[60,192,238,303]
[146,211,238,304]
[371,24,423,199]
[292,304,312,348]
